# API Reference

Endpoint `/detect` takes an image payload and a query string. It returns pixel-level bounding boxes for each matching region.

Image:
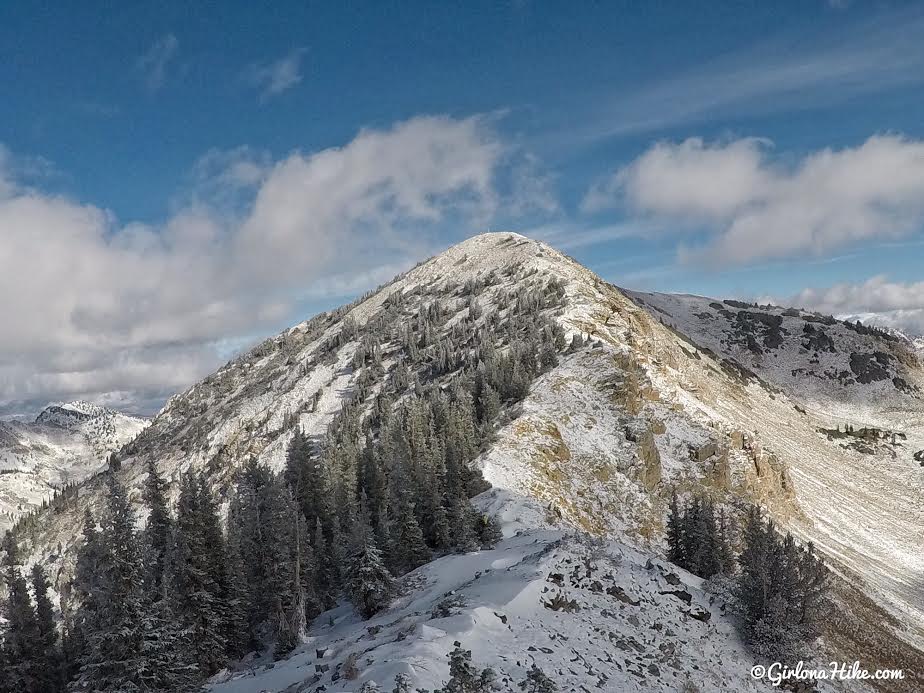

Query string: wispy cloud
[527,222,645,251]
[568,6,924,143]
[244,48,306,102]
[136,33,179,92]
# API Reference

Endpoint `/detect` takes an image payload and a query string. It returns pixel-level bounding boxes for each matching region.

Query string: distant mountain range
[0,401,147,529]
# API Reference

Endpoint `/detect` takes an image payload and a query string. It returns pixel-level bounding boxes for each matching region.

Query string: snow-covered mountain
[0,401,148,529]
[13,233,923,691]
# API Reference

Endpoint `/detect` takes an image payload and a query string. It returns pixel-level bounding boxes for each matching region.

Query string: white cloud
[589,134,924,265]
[137,34,179,92]
[788,276,924,335]
[244,49,306,101]
[0,115,514,415]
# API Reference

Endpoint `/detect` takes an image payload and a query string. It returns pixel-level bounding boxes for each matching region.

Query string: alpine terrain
[2,232,922,692]
[0,402,148,531]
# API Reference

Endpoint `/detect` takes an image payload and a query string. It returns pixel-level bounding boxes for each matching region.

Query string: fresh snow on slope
[210,492,785,693]
[0,401,147,529]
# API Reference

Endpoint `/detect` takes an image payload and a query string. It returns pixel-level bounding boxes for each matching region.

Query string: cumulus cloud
[0,115,519,415]
[137,34,179,92]
[788,276,924,335]
[586,134,924,265]
[244,48,306,101]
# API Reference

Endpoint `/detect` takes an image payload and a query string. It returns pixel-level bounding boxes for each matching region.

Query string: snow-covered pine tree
[390,496,432,575]
[519,663,558,692]
[170,471,228,675]
[475,512,503,548]
[69,475,160,692]
[66,510,104,681]
[0,532,41,691]
[31,563,65,691]
[736,504,829,663]
[665,491,685,566]
[223,496,254,658]
[435,644,496,693]
[347,495,396,619]
[134,597,199,692]
[141,458,172,596]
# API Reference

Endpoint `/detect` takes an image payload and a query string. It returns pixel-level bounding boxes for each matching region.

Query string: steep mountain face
[16,233,924,691]
[624,291,924,648]
[0,401,147,530]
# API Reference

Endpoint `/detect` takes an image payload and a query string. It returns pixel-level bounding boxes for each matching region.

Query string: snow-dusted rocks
[209,494,770,693]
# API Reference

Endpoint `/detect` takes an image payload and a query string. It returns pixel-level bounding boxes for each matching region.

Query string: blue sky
[3,1,924,413]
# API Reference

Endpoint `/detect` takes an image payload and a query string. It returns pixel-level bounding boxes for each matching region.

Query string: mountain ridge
[10,232,923,691]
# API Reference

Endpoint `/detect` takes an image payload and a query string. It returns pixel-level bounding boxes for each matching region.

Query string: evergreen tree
[134,598,200,692]
[519,664,558,692]
[736,505,829,663]
[392,673,412,693]
[70,473,195,692]
[31,563,64,691]
[223,501,253,658]
[170,471,228,675]
[312,518,336,608]
[664,493,732,580]
[67,510,104,681]
[141,458,172,596]
[448,498,480,553]
[347,500,395,619]
[475,513,503,548]
[390,497,431,575]
[0,532,40,692]
[665,491,684,566]
[436,644,496,693]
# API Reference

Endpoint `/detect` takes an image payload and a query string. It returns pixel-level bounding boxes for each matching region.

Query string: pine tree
[736,505,829,663]
[474,513,503,548]
[223,501,253,658]
[134,598,199,692]
[67,510,104,681]
[142,458,172,596]
[170,471,227,676]
[312,517,336,608]
[664,493,732,580]
[392,673,412,693]
[0,532,40,692]
[436,644,496,693]
[347,500,395,619]
[448,497,480,553]
[519,664,558,692]
[70,473,188,692]
[390,497,431,575]
[31,563,64,691]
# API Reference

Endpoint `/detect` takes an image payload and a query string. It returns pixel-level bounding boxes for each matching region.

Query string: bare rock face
[689,440,718,463]
[705,448,730,489]
[635,428,662,492]
[746,450,795,503]
[729,430,746,450]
